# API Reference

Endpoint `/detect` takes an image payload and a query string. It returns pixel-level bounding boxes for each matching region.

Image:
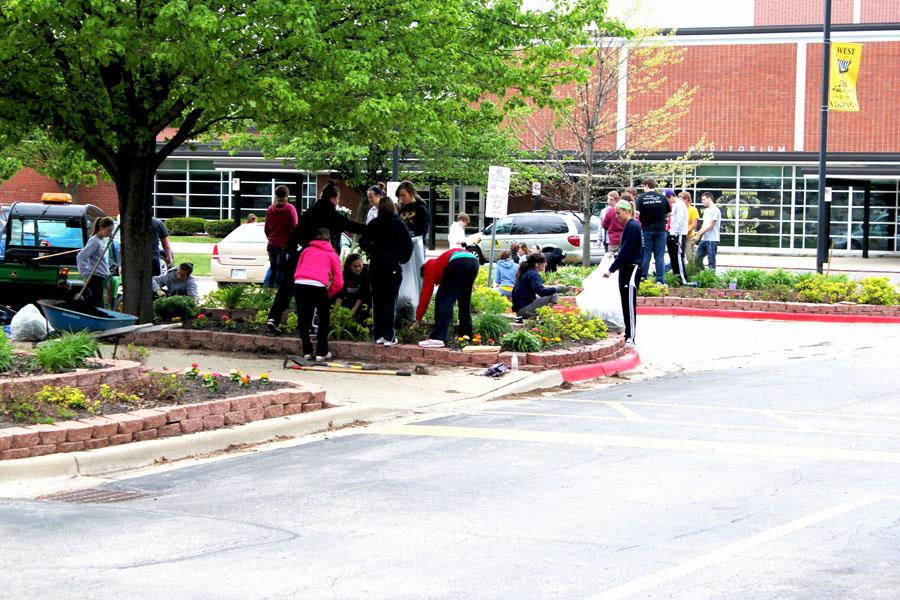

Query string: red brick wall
[754,0,854,25]
[803,41,900,151]
[627,44,796,152]
[862,0,900,22]
[0,168,119,214]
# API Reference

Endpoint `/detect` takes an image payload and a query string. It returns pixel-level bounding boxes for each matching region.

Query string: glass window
[535,215,569,234]
[9,219,83,248]
[486,217,513,235]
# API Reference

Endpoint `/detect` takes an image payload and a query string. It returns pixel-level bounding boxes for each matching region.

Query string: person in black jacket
[397,180,430,247]
[603,199,643,346]
[359,196,413,345]
[266,180,365,334]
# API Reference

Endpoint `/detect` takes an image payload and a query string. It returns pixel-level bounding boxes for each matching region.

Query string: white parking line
[759,409,820,433]
[584,495,900,600]
[602,401,648,422]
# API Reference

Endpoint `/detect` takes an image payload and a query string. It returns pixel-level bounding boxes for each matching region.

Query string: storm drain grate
[38,488,152,504]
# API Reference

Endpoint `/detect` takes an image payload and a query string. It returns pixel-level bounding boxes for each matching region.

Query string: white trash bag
[576,255,625,332]
[396,236,425,315]
[10,303,54,342]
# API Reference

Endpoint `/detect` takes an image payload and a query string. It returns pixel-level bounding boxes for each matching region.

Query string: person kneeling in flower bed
[414,248,480,348]
[511,253,568,323]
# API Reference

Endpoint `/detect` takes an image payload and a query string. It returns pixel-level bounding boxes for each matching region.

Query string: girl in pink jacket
[293,228,344,360]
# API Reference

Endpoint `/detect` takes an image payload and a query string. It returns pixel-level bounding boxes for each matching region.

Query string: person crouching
[293,228,343,361]
[414,247,480,348]
[511,252,564,322]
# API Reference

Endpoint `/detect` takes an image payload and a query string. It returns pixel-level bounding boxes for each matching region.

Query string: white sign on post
[386,181,401,202]
[485,166,511,218]
[532,181,541,196]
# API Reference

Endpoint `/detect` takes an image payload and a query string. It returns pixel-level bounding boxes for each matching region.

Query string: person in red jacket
[414,248,480,348]
[264,185,298,288]
[293,228,344,361]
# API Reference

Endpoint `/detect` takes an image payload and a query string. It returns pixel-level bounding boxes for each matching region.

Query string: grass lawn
[174,253,211,277]
[169,235,222,244]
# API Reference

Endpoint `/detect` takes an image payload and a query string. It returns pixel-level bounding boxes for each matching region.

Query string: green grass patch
[173,253,211,277]
[169,236,222,244]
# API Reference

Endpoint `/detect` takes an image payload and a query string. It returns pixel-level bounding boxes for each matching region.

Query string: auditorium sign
[695,143,787,153]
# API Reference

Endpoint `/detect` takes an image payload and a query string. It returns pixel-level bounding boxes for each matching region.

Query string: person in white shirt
[693,192,721,272]
[447,213,470,248]
[666,189,688,284]
[365,185,386,224]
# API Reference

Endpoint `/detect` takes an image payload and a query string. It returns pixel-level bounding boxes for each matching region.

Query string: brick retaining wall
[124,329,627,372]
[0,359,143,398]
[0,382,327,461]
[638,296,900,317]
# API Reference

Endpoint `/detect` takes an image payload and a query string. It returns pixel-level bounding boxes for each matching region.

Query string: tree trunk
[581,183,592,266]
[115,146,157,323]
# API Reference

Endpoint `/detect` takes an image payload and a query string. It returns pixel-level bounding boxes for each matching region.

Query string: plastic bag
[10,303,53,342]
[396,236,425,315]
[576,255,625,332]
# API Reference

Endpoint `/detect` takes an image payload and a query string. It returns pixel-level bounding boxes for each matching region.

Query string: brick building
[2,0,898,254]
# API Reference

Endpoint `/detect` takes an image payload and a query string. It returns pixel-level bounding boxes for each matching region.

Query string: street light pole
[816,0,833,274]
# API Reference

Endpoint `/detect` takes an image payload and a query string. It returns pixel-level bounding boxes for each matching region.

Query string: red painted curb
[560,350,641,383]
[638,306,900,324]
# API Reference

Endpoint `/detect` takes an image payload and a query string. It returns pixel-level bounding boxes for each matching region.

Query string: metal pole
[816,0,833,274]
[487,221,497,287]
[392,145,399,181]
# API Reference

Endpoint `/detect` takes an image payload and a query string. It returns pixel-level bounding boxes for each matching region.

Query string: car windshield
[223,224,265,243]
[8,218,83,248]
[570,216,600,234]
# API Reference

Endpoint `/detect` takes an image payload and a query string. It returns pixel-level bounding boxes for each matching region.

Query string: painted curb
[0,404,399,483]
[559,350,641,383]
[638,306,900,324]
[478,370,564,401]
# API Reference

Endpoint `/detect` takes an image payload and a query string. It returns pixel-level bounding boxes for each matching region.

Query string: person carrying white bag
[602,199,643,347]
[576,254,625,333]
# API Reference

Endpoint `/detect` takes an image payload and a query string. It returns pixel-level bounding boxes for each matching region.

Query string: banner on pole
[485,166,511,219]
[829,42,863,112]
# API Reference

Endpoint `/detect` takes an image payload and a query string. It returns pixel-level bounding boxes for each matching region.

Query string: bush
[203,284,247,309]
[766,284,794,302]
[543,265,594,287]
[857,277,899,306]
[763,268,798,288]
[0,332,13,372]
[474,265,490,287]
[154,295,200,321]
[33,331,99,373]
[329,306,371,341]
[794,274,858,304]
[725,269,767,290]
[638,280,667,297]
[500,330,542,352]
[691,268,725,288]
[164,217,206,236]
[472,312,511,343]
[205,219,239,238]
[530,305,606,345]
[471,287,512,315]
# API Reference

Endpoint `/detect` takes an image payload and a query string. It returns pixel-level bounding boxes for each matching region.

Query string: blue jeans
[695,240,719,271]
[641,230,667,284]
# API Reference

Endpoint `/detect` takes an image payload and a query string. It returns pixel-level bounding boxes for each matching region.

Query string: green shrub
[691,268,725,288]
[530,305,606,345]
[33,331,99,373]
[763,268,798,288]
[638,280,667,297]
[663,271,682,287]
[240,286,277,310]
[471,287,512,315]
[766,284,794,302]
[34,385,100,414]
[857,277,899,306]
[794,274,858,304]
[164,217,206,236]
[153,295,200,321]
[499,330,542,352]
[329,306,370,341]
[205,219,239,238]
[727,269,767,290]
[203,284,247,309]
[543,265,594,287]
[0,332,13,372]
[472,312,511,343]
[474,265,490,287]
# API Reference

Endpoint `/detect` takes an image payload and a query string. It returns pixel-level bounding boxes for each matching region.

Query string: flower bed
[0,371,327,461]
[637,295,900,317]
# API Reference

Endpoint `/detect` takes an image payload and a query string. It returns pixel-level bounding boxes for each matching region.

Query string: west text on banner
[485,166,511,219]
[829,42,863,112]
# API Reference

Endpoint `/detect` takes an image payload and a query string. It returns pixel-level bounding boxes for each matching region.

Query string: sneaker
[303,353,314,361]
[375,337,387,345]
[266,319,282,335]
[382,338,398,347]
[418,339,445,348]
[514,316,524,324]
[315,352,333,362]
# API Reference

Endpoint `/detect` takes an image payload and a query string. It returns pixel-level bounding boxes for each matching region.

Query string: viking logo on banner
[829,42,863,112]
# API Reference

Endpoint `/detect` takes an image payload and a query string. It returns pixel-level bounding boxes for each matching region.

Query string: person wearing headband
[603,199,642,347]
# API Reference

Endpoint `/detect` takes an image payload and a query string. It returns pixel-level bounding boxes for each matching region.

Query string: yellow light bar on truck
[41,193,72,204]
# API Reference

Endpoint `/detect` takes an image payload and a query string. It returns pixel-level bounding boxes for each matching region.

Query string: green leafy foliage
[690,269,726,288]
[638,280,668,297]
[475,265,490,288]
[153,296,200,321]
[857,277,899,306]
[762,269,799,288]
[766,284,794,302]
[794,274,859,304]
[0,332,14,372]
[529,305,606,346]
[164,218,207,236]
[472,313,511,343]
[203,285,276,310]
[329,306,371,341]
[471,287,512,315]
[34,385,100,415]
[725,269,767,290]
[543,265,594,287]
[33,331,99,373]
[205,219,239,238]
[499,330,543,353]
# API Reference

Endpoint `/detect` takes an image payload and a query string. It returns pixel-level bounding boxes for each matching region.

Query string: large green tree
[4,129,106,201]
[0,0,612,321]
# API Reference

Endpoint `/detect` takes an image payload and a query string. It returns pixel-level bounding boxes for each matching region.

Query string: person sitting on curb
[414,247,480,348]
[152,262,200,300]
[511,252,566,322]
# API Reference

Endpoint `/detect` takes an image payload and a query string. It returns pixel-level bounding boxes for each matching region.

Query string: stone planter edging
[0,359,143,399]
[0,381,327,461]
[124,328,627,373]
[638,295,900,318]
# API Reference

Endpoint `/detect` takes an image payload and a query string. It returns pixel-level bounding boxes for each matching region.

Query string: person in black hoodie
[266,180,365,334]
[603,199,643,346]
[333,253,372,318]
[360,196,413,345]
[396,180,430,247]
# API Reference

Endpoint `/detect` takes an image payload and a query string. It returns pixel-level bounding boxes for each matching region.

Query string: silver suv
[468,210,603,265]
